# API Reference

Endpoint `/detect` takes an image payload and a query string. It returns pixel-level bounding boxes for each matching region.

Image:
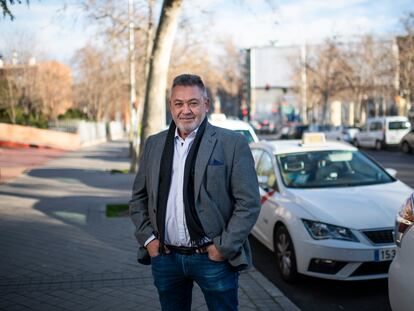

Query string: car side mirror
[385,168,397,178]
[258,175,269,190]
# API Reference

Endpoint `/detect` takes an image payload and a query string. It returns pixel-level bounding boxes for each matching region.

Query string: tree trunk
[137,0,183,166]
[322,91,329,124]
[130,0,157,172]
[136,0,156,140]
[6,77,16,124]
[129,0,155,172]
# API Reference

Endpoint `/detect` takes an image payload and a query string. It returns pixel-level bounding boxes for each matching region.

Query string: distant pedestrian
[130,74,260,311]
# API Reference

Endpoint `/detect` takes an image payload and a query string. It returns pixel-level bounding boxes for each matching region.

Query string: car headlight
[302,219,359,242]
[395,193,414,247]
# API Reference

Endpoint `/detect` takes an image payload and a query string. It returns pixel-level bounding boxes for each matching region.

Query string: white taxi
[388,193,414,311]
[250,133,413,282]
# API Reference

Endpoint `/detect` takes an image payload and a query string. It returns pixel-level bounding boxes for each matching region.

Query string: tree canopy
[1,0,29,20]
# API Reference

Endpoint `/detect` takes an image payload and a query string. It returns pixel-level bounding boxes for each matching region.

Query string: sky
[0,0,413,66]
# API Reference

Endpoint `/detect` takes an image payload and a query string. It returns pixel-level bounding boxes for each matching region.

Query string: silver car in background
[325,125,361,143]
[400,128,414,154]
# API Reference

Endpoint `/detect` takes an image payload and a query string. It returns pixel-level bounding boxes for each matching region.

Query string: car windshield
[276,150,394,188]
[234,130,254,143]
[388,121,411,130]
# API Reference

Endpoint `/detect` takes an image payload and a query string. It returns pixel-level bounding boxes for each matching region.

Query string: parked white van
[353,116,411,150]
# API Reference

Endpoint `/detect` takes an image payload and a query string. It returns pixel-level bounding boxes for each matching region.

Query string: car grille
[362,229,394,245]
[351,261,392,277]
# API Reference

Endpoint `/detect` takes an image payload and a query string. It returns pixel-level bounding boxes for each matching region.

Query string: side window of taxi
[256,151,278,191]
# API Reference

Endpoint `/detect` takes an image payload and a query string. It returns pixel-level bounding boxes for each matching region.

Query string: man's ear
[205,98,210,112]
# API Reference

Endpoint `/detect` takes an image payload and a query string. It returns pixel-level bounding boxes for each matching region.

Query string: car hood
[286,181,413,230]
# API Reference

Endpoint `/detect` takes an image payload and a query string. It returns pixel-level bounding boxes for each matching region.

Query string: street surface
[0,140,299,311]
[0,146,66,184]
[2,137,412,310]
[251,141,414,311]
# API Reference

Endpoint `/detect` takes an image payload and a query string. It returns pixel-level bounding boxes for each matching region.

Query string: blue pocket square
[211,159,224,166]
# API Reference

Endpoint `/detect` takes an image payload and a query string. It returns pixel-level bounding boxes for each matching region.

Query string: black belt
[166,244,211,255]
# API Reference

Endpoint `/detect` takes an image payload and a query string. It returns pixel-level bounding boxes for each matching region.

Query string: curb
[247,268,301,311]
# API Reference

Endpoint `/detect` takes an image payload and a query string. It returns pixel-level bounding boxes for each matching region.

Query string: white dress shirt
[145,127,206,247]
[163,128,197,246]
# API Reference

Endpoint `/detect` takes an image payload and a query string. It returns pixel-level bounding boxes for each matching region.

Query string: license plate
[374,248,396,261]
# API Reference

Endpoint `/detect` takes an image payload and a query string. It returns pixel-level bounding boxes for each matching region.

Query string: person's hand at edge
[207,244,226,262]
[147,239,160,257]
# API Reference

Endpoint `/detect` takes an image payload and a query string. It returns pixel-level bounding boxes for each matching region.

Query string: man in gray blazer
[130,74,260,311]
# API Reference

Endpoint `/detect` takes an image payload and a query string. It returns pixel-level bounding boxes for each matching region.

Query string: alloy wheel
[401,142,411,154]
[275,226,297,282]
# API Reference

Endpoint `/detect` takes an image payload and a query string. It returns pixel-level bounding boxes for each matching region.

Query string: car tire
[401,141,411,154]
[353,138,359,148]
[375,140,383,151]
[274,225,298,282]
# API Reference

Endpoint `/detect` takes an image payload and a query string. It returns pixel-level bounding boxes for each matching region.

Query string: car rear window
[388,121,411,130]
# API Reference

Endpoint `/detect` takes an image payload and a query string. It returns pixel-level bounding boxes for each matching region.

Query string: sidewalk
[0,140,300,311]
[0,145,67,184]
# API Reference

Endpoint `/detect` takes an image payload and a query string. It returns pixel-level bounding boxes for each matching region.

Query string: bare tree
[72,0,156,116]
[140,0,156,108]
[138,0,183,161]
[291,34,397,125]
[133,0,156,162]
[0,68,19,123]
[36,61,73,120]
[398,12,414,115]
[68,0,182,171]
[0,60,72,124]
[0,31,74,125]
[342,36,396,122]
[69,0,156,169]
[305,38,351,123]
[71,0,271,171]
[72,45,126,121]
[1,0,29,20]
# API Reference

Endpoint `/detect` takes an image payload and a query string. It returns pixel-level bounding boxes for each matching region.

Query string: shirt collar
[175,126,198,141]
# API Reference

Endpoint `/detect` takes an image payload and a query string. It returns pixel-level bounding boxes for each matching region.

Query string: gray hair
[171,74,208,98]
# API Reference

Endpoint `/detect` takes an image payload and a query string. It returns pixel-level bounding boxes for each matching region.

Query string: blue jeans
[151,251,239,311]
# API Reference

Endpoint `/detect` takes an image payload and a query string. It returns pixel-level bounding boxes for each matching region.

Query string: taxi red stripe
[260,190,276,205]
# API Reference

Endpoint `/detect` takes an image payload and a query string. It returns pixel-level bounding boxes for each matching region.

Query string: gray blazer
[129,122,260,270]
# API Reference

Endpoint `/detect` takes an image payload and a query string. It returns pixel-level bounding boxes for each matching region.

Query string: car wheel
[401,141,411,154]
[375,140,383,150]
[353,138,359,148]
[274,226,298,282]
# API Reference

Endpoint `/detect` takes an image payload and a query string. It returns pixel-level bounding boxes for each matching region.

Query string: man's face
[169,85,210,138]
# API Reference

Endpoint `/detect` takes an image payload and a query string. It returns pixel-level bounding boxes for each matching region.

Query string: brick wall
[0,123,81,150]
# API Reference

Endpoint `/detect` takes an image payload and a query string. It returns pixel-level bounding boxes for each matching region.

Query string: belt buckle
[166,244,209,255]
[195,246,208,254]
